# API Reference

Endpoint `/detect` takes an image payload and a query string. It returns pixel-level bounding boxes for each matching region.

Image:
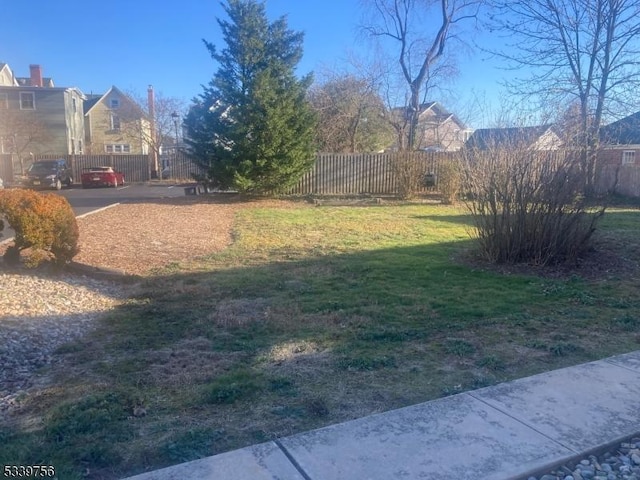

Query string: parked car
[24,159,73,190]
[81,166,125,188]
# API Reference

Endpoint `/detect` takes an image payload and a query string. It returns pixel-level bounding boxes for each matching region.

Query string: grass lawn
[2,201,640,479]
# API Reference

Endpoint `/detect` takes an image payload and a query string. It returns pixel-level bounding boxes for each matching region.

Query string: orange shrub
[0,189,79,267]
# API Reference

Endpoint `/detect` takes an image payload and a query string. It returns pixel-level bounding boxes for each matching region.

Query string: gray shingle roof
[601,112,640,145]
[465,125,553,150]
[83,96,102,113]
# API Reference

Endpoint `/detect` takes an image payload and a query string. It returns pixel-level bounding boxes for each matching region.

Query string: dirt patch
[0,194,303,276]
[456,235,640,282]
[209,298,272,328]
[146,337,243,387]
[74,197,239,275]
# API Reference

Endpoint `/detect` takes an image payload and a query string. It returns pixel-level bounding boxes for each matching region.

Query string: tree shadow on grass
[6,236,640,480]
[411,213,477,228]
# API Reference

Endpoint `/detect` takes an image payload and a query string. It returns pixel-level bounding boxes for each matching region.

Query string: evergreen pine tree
[185,0,316,194]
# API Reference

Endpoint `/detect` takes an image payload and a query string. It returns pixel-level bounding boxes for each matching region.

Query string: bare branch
[360,0,483,149]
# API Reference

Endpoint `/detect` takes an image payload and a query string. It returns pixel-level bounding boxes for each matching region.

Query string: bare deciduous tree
[0,109,52,173]
[488,0,640,194]
[122,90,187,164]
[309,73,393,152]
[360,0,482,150]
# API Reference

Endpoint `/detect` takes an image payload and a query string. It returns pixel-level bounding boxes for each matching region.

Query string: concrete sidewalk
[122,351,640,480]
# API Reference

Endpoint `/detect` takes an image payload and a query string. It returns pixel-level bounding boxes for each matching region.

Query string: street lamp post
[170,112,180,180]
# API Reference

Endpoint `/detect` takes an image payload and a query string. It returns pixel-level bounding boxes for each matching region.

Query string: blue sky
[0,0,509,128]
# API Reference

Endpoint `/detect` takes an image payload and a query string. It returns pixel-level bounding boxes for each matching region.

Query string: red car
[81,166,125,188]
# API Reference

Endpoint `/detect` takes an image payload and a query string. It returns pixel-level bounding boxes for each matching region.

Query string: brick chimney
[29,64,43,87]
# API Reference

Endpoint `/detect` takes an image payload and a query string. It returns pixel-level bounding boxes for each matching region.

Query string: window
[79,140,83,153]
[105,143,131,153]
[72,97,77,113]
[0,94,7,109]
[622,150,636,165]
[111,114,121,131]
[20,92,35,110]
[110,98,120,109]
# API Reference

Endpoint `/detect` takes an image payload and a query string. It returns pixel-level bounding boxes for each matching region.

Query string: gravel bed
[526,438,640,480]
[0,270,126,411]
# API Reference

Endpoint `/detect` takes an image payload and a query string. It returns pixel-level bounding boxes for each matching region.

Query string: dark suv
[24,159,74,190]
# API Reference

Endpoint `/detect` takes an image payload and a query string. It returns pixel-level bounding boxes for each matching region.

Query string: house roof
[83,96,102,113]
[15,76,55,87]
[392,101,467,129]
[465,125,556,150]
[0,85,85,97]
[419,102,449,118]
[600,112,640,145]
[0,63,18,86]
[83,86,147,119]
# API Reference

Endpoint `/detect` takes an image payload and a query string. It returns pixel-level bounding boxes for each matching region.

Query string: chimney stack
[29,64,43,87]
[147,85,158,177]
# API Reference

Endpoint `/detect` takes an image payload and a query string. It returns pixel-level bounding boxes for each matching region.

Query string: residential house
[465,125,563,151]
[0,63,17,86]
[598,112,640,196]
[390,102,473,151]
[83,86,150,155]
[599,111,640,166]
[0,63,86,156]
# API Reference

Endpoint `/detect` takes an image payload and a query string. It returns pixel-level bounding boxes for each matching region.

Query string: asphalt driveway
[57,182,190,216]
[1,182,190,242]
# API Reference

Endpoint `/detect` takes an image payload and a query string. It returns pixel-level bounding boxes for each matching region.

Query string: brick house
[598,112,640,196]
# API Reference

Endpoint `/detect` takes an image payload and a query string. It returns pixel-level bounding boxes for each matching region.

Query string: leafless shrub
[392,152,428,199]
[437,157,461,204]
[461,141,604,266]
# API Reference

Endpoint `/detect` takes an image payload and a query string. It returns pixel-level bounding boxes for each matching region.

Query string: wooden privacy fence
[3,150,638,197]
[598,163,640,197]
[160,153,207,180]
[1,151,448,194]
[289,152,446,195]
[0,154,13,184]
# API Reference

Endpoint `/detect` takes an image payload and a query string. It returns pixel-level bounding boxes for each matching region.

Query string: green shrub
[0,189,79,267]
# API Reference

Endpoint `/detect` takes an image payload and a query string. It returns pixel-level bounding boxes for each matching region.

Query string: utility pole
[171,111,180,180]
